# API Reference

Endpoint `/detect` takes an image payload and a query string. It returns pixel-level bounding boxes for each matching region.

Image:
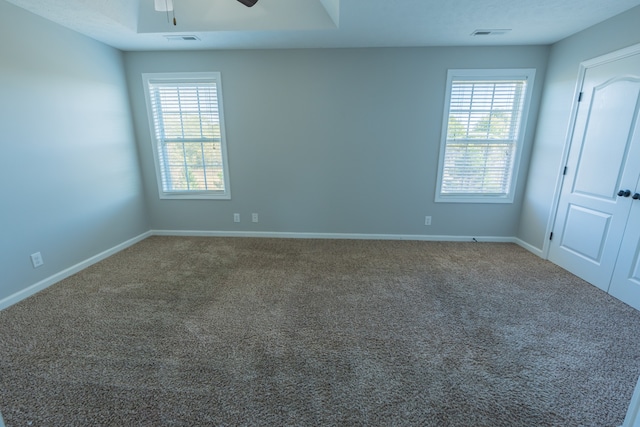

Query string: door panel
[549,53,640,293]
[609,165,640,310]
[630,252,640,286]
[573,80,639,199]
[559,205,610,263]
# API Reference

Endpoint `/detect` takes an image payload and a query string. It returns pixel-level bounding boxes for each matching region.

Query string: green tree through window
[436,69,535,203]
[143,72,231,200]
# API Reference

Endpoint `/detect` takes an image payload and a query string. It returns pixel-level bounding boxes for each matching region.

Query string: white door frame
[540,42,640,427]
[543,42,640,258]
[623,374,640,427]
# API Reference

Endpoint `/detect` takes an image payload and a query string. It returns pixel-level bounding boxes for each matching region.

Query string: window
[143,72,230,199]
[435,69,535,203]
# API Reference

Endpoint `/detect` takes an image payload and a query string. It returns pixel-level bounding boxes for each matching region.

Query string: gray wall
[518,5,640,252]
[124,46,548,237]
[0,1,148,302]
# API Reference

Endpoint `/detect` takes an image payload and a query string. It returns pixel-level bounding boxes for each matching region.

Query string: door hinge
[578,92,583,102]
[549,232,553,241]
[563,166,568,175]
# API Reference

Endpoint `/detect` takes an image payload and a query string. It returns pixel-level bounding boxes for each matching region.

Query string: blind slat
[147,78,227,193]
[441,78,527,197]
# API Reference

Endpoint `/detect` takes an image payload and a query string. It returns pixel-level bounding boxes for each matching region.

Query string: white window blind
[143,73,230,199]
[436,70,535,203]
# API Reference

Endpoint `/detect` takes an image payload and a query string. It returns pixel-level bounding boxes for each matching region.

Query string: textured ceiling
[4,0,640,51]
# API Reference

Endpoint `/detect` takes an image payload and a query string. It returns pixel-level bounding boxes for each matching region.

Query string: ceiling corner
[320,0,340,26]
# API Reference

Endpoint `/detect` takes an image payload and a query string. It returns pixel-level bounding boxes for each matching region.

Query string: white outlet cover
[30,252,44,268]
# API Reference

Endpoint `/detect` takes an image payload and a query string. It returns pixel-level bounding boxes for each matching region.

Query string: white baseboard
[513,238,545,258]
[151,229,520,243]
[1,230,545,312]
[0,231,152,311]
[152,230,545,257]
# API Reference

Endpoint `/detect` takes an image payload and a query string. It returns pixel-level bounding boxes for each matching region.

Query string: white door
[548,52,640,293]
[609,174,640,311]
[622,374,640,427]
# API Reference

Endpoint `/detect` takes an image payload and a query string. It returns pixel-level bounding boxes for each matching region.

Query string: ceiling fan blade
[154,0,173,12]
[237,0,259,7]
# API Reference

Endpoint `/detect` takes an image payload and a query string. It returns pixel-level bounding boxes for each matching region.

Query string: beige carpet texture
[1,237,640,426]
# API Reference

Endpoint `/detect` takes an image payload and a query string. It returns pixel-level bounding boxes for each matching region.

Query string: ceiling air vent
[471,29,511,36]
[165,35,200,42]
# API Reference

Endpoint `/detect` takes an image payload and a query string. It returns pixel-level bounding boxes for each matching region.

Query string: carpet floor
[1,237,640,426]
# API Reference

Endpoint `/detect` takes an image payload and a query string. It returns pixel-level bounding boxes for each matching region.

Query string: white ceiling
[5,0,640,51]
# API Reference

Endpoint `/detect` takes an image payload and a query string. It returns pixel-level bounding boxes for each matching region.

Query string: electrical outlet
[425,216,432,226]
[233,213,240,223]
[30,252,44,268]
[252,213,258,223]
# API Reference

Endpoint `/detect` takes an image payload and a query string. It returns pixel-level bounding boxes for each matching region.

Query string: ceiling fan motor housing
[237,0,259,7]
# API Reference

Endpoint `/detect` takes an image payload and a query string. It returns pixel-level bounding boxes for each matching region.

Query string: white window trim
[435,68,535,204]
[142,72,231,200]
